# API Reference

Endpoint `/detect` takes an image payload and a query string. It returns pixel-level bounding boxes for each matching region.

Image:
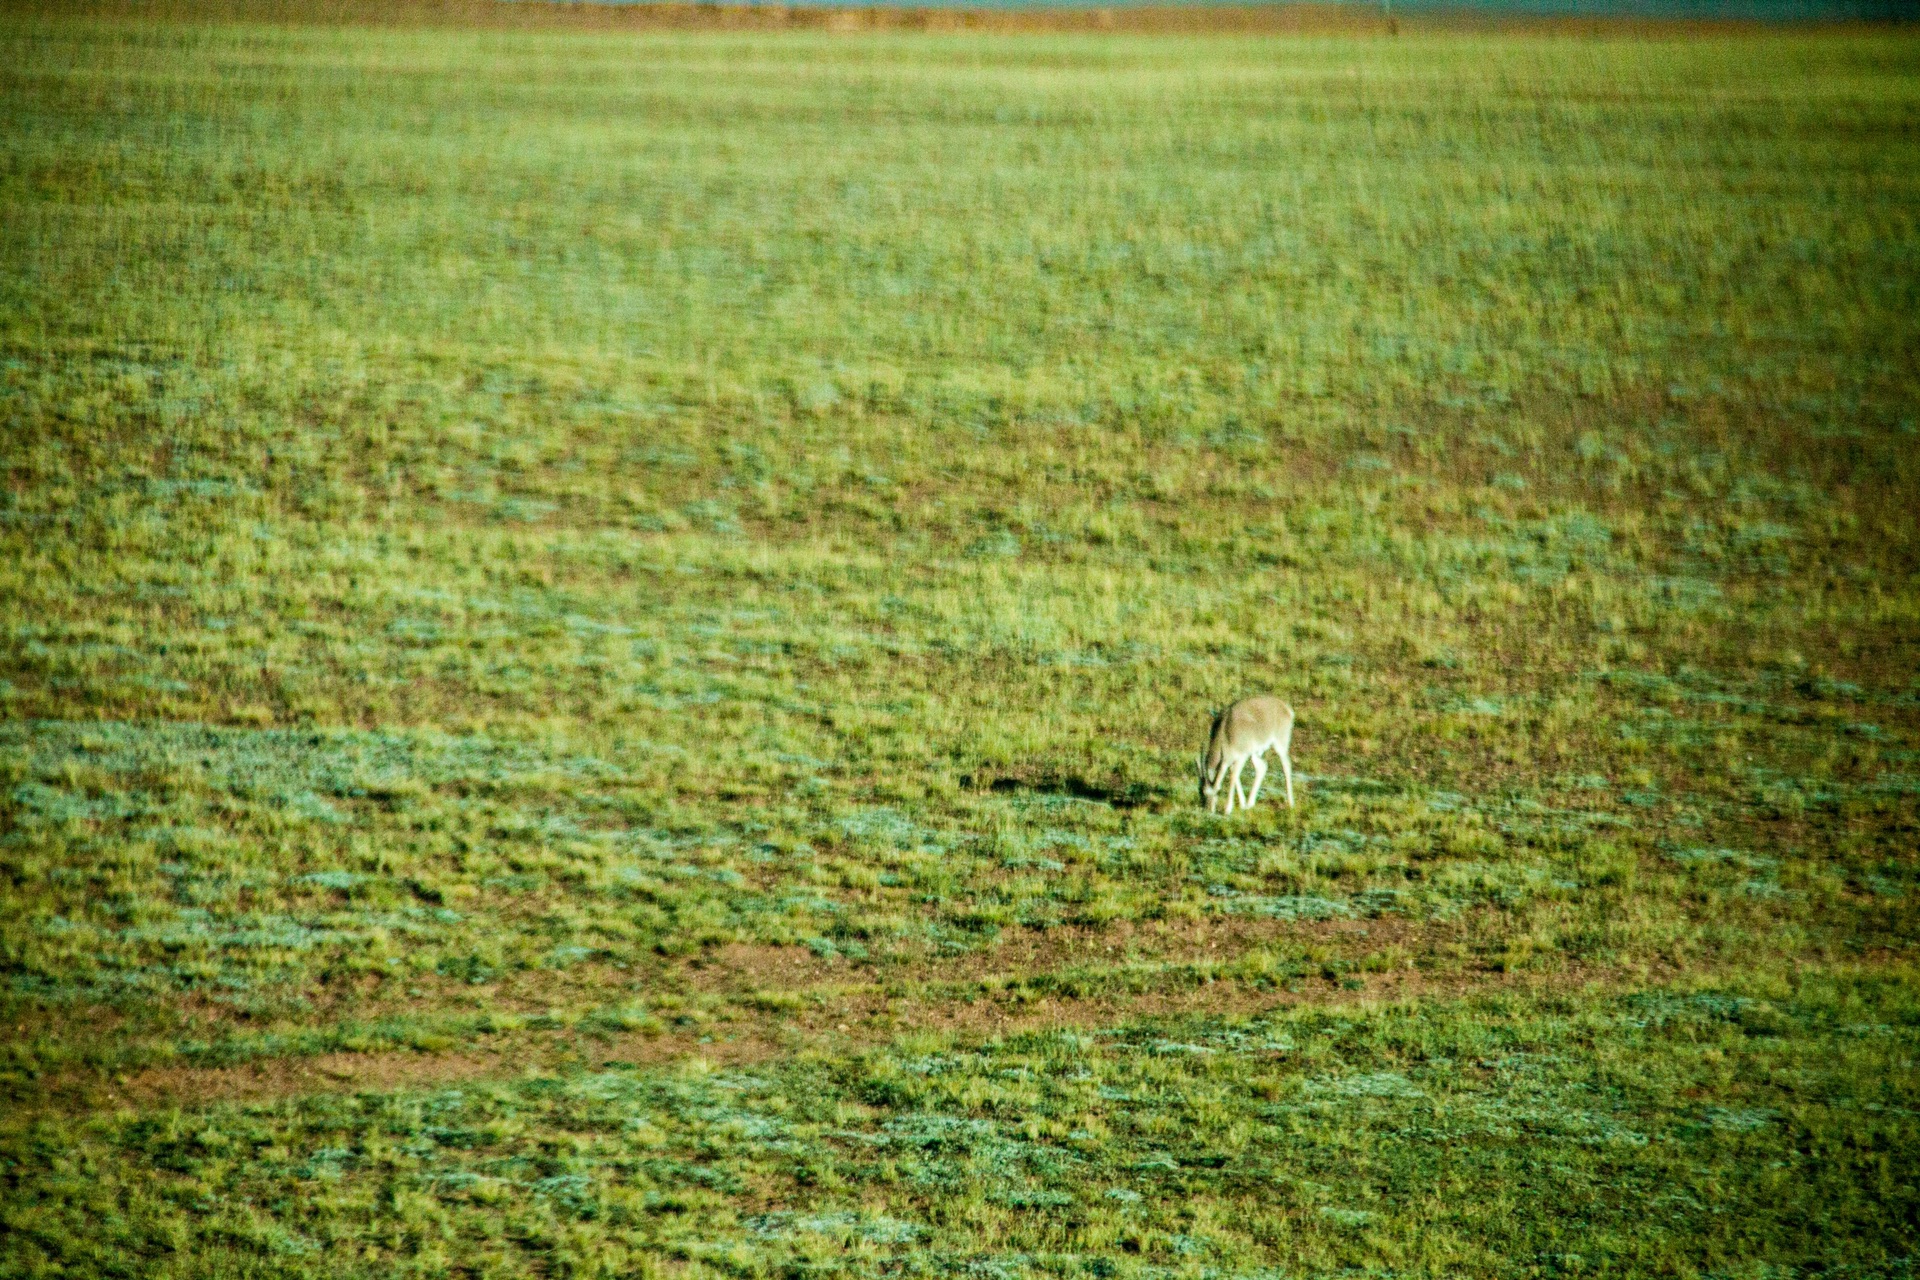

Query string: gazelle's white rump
[1200,695,1294,814]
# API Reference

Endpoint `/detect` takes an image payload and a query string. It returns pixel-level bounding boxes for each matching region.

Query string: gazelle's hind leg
[1244,752,1268,810]
[1280,742,1295,808]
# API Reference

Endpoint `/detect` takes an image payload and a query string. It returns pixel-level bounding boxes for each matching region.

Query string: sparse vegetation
[2,6,1917,1277]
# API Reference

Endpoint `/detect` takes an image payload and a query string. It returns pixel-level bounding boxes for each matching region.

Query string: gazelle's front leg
[1245,752,1268,810]
[1208,759,1231,813]
[1227,756,1250,813]
[1279,745,1295,809]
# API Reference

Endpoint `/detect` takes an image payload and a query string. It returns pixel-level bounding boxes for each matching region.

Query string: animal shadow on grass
[984,773,1169,810]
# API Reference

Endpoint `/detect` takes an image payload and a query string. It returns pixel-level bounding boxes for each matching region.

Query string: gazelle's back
[1215,695,1292,749]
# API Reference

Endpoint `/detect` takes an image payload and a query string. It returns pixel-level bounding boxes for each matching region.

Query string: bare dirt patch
[95,958,1588,1113]
[22,913,1437,1044]
[684,914,1435,994]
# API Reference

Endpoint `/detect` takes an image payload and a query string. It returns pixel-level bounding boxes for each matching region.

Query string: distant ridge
[12,0,1913,25]
[545,0,1920,16]
[561,0,1917,13]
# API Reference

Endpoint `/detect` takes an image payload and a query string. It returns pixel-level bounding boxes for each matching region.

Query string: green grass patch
[6,972,1917,1278]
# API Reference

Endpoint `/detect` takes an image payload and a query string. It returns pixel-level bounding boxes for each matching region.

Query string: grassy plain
[2,6,1919,1277]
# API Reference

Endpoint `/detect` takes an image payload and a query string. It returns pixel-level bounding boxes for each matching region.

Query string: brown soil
[682,914,1429,994]
[18,912,1446,1054]
[6,912,1444,1052]
[85,958,1594,1114]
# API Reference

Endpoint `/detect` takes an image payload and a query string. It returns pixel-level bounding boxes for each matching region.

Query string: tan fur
[1199,695,1295,813]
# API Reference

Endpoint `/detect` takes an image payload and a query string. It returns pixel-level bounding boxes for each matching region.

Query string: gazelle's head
[1199,749,1221,812]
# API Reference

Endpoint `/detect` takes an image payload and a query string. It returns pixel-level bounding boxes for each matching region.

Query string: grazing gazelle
[1200,695,1295,813]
